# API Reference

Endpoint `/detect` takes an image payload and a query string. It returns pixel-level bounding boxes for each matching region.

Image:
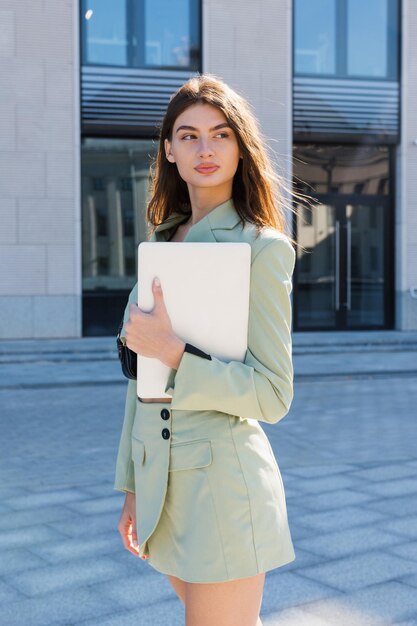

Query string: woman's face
[164,103,242,193]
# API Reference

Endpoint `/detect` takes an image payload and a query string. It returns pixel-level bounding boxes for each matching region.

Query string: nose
[198,137,214,158]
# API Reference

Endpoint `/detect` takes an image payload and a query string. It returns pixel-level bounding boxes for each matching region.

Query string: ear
[164,138,175,163]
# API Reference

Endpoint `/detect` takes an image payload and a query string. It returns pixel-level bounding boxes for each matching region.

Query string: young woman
[115,73,301,626]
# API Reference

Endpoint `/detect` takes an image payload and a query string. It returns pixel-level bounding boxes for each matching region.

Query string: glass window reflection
[83,0,128,66]
[81,0,200,70]
[145,0,191,67]
[294,0,398,80]
[347,0,388,77]
[81,137,157,291]
[293,144,390,196]
[294,0,336,75]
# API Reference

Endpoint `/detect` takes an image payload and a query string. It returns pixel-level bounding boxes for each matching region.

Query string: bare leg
[185,572,265,626]
[166,573,186,605]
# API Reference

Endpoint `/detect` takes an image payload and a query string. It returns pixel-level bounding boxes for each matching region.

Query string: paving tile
[75,597,184,626]
[0,504,76,531]
[0,547,47,576]
[0,587,120,626]
[78,482,116,497]
[28,531,120,563]
[296,526,405,560]
[277,547,323,571]
[285,463,358,478]
[281,485,304,498]
[261,607,336,625]
[297,551,417,593]
[347,464,417,482]
[259,570,338,614]
[7,556,127,597]
[108,547,158,576]
[379,514,417,540]
[284,522,317,542]
[384,539,417,562]
[286,502,310,523]
[65,496,122,515]
[288,488,377,512]
[364,494,417,517]
[300,581,417,625]
[0,525,67,550]
[46,511,119,538]
[0,579,21,604]
[3,488,90,511]
[289,474,365,494]
[0,486,31,499]
[84,570,175,610]
[353,478,417,498]
[399,574,417,588]
[296,505,389,533]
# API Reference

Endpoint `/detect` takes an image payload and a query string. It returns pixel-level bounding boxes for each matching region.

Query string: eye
[180,132,230,141]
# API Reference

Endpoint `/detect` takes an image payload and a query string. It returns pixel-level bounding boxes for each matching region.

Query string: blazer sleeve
[114,379,136,493]
[164,236,296,424]
[114,282,139,494]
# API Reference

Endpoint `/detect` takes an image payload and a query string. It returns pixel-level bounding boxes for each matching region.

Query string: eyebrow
[175,122,231,134]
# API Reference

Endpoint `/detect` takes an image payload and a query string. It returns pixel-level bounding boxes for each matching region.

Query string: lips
[195,165,219,173]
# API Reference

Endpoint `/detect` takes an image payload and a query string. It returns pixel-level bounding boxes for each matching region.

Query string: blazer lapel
[152,198,242,243]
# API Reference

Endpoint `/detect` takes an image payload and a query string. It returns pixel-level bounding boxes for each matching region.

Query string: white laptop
[136,241,252,399]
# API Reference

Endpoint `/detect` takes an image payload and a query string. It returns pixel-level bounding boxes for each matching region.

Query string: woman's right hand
[118,492,148,558]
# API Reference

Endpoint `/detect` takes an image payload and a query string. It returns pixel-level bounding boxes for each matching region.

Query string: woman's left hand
[125,277,184,368]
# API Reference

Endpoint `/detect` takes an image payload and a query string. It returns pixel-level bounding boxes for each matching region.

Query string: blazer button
[160,408,170,420]
[161,428,170,440]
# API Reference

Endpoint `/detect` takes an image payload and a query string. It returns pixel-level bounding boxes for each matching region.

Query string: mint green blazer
[114,198,297,581]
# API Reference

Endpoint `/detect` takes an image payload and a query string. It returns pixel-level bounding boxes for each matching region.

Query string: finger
[125,521,141,556]
[152,277,163,300]
[128,520,149,561]
[131,520,138,548]
[118,516,139,556]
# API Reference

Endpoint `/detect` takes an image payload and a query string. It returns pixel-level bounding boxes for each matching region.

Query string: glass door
[345,203,387,327]
[295,201,338,329]
[294,197,392,330]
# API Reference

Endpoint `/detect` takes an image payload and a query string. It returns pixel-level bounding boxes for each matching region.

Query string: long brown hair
[146,73,312,250]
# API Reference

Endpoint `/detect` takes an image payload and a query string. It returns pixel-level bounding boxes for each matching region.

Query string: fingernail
[154,277,160,287]
[132,539,138,548]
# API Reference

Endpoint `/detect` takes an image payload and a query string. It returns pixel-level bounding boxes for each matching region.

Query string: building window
[347,0,389,77]
[294,0,336,75]
[293,144,390,196]
[81,0,201,70]
[294,0,399,80]
[82,0,128,66]
[81,137,157,292]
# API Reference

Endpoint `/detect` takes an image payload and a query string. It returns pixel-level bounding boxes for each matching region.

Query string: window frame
[80,0,201,71]
[293,0,400,81]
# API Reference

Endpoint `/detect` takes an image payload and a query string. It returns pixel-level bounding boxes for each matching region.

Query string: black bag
[116,317,137,380]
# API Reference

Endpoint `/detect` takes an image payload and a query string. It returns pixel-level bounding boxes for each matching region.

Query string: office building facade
[1,0,416,338]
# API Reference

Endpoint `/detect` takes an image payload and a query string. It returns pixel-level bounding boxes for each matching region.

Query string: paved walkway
[1,331,417,625]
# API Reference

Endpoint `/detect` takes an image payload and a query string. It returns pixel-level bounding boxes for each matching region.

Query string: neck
[187,195,233,227]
